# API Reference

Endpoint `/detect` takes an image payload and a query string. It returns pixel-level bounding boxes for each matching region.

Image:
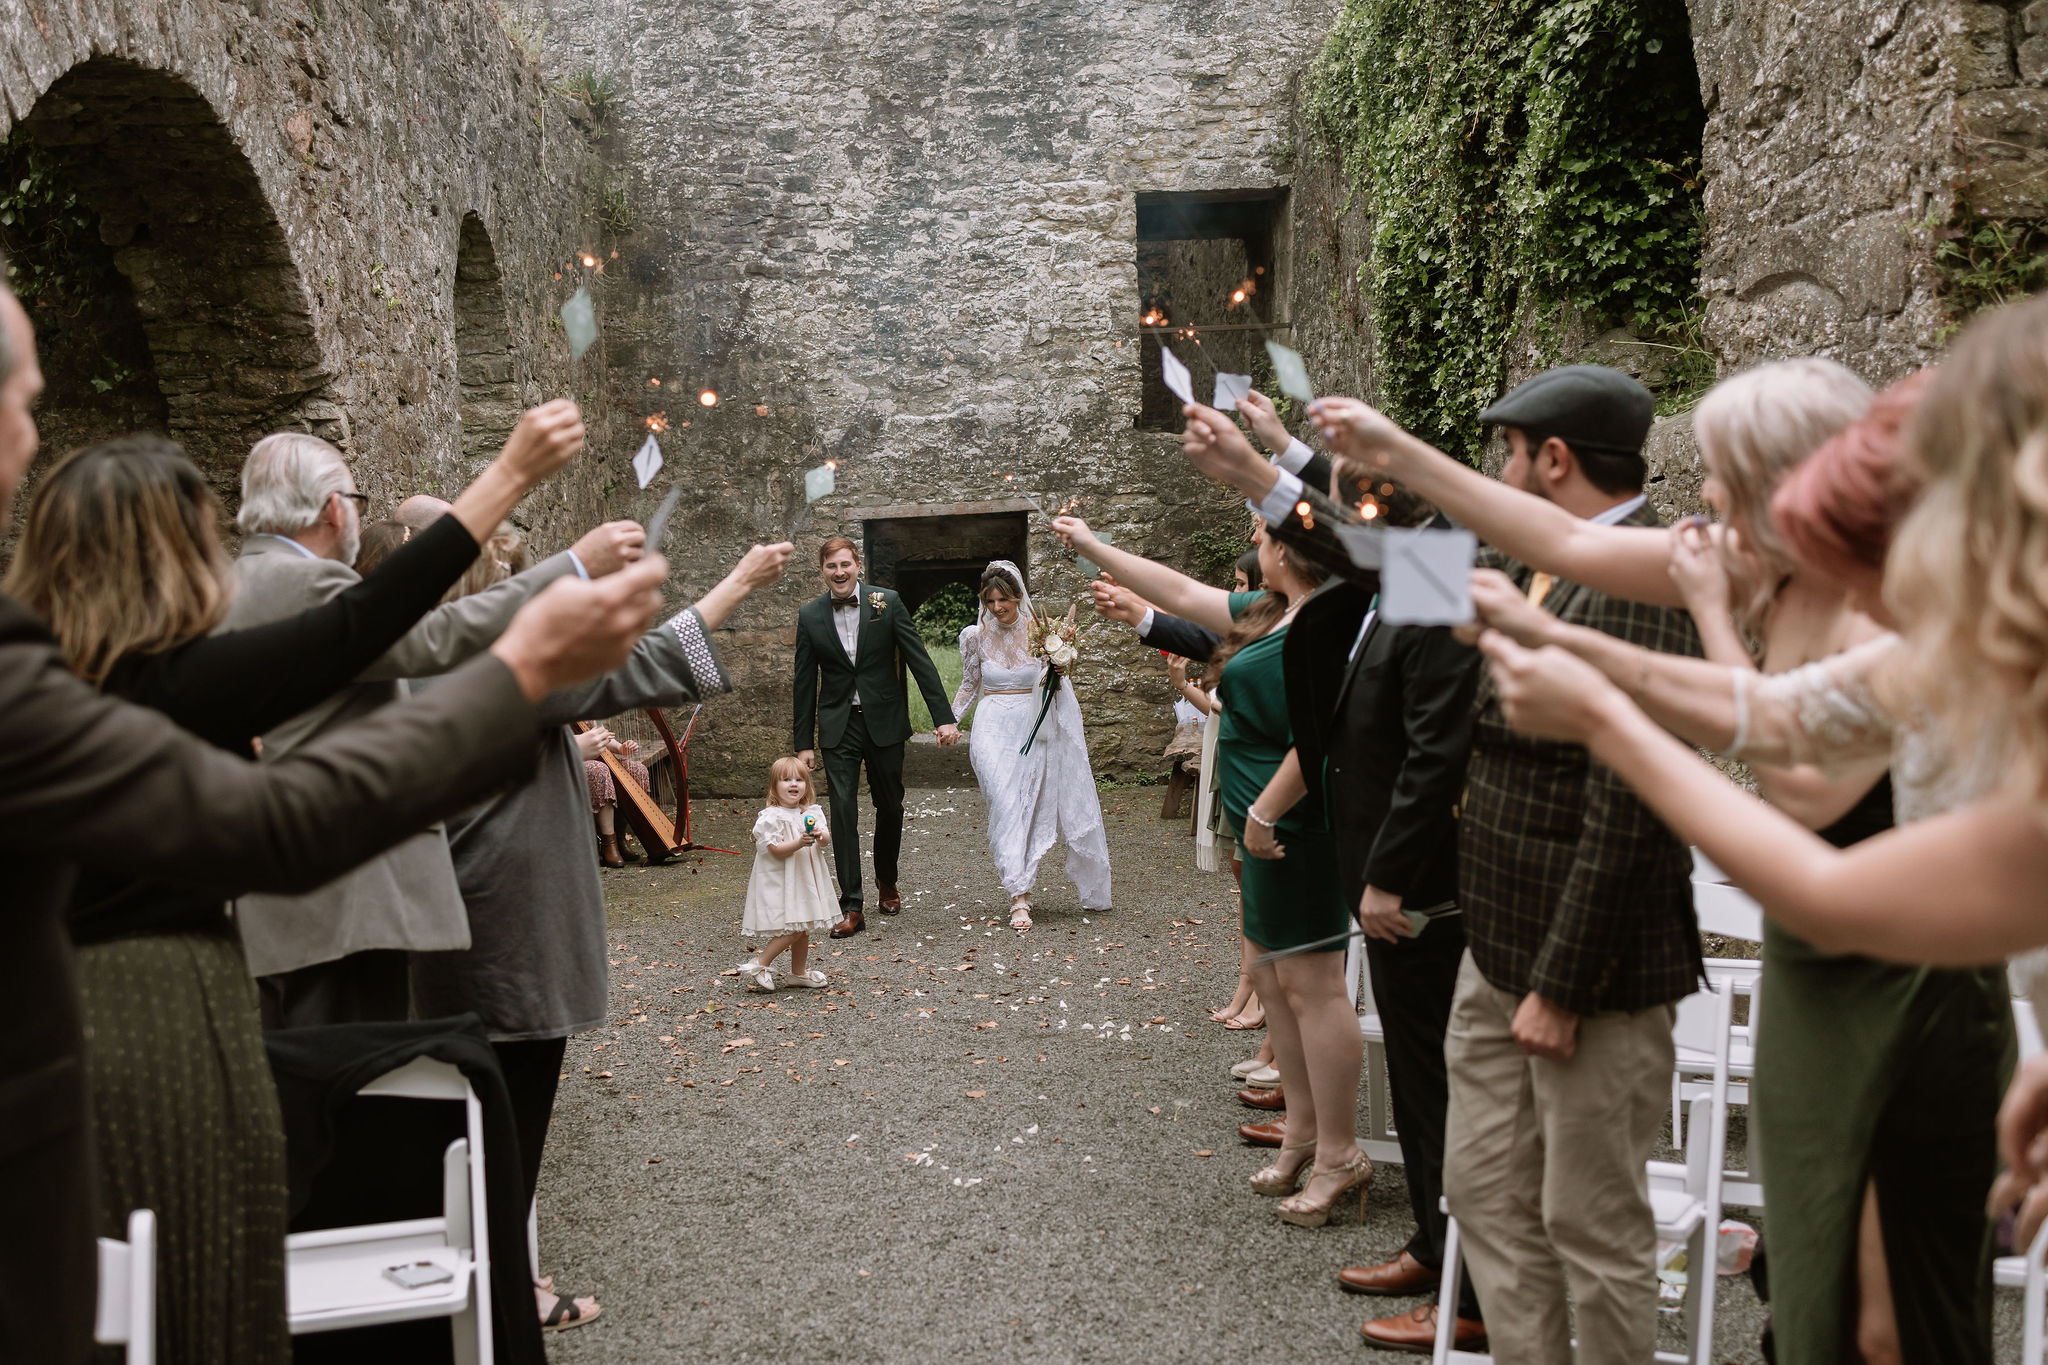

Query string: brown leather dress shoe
[1359,1304,1485,1354]
[877,884,902,914]
[1236,1086,1285,1110]
[1238,1119,1286,1147]
[1337,1250,1437,1296]
[829,910,866,938]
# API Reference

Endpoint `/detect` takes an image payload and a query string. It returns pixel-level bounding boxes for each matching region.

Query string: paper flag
[1265,340,1314,403]
[561,286,597,360]
[1076,528,1113,580]
[1380,527,1477,625]
[1335,521,1386,571]
[1160,346,1194,406]
[632,434,663,489]
[644,485,682,550]
[804,465,836,502]
[1213,372,1253,411]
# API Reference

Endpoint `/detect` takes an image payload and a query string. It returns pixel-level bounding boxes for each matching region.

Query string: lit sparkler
[645,412,668,434]
[698,389,718,407]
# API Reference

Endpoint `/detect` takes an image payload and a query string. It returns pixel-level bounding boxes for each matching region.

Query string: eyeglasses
[337,492,369,511]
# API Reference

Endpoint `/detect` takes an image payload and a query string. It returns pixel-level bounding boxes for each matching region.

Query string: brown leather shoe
[877,884,902,914]
[1237,1086,1285,1110]
[1337,1250,1437,1296]
[598,834,624,869]
[1238,1119,1286,1147]
[829,910,866,938]
[1359,1304,1485,1354]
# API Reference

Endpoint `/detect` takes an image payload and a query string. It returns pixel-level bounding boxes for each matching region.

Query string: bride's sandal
[1009,896,1032,931]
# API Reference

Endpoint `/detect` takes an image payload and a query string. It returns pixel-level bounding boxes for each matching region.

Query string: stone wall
[0,0,598,551]
[541,0,1340,788]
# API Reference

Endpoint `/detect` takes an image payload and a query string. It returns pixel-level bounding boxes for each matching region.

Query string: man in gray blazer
[0,281,673,1365]
[224,428,648,1025]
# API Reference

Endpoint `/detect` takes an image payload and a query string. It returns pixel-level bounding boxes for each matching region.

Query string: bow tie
[831,594,859,608]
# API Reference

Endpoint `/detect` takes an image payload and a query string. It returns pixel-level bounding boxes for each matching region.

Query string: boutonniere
[869,591,886,615]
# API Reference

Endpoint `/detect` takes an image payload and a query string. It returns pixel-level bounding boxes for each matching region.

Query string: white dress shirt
[832,586,862,705]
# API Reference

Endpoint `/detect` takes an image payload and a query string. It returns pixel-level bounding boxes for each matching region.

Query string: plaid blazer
[1460,500,1704,1014]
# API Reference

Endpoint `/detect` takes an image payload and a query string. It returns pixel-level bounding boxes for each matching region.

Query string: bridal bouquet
[1020,605,1085,755]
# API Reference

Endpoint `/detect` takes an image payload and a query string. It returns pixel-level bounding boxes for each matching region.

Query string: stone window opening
[454,213,522,475]
[861,505,1032,624]
[1134,189,1291,431]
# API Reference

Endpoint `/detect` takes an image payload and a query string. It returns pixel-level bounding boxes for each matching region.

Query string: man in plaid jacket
[1187,365,1703,1364]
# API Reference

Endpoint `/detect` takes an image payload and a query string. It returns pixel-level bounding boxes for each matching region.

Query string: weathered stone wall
[542,0,1340,789]
[0,0,598,551]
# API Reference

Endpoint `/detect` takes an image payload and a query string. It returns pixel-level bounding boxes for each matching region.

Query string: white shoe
[744,968,777,993]
[786,969,828,989]
[1247,1064,1280,1087]
[1231,1056,1268,1080]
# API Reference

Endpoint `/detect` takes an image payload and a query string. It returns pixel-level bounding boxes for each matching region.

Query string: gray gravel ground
[534,781,2021,1364]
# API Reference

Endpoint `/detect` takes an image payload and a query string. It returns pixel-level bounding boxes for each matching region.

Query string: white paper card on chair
[1264,340,1315,403]
[1380,527,1476,625]
[804,464,836,502]
[632,434,663,489]
[1159,345,1194,405]
[561,286,598,360]
[1213,371,1253,410]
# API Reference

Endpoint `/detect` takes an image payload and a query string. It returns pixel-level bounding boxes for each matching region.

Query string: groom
[794,536,960,938]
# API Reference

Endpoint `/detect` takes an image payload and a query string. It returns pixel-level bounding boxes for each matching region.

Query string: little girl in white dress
[740,757,839,991]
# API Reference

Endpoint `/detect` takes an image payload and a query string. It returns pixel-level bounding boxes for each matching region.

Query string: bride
[951,560,1112,929]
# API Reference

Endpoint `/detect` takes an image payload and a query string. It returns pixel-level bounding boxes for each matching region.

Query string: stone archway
[454,212,521,469]
[4,56,333,506]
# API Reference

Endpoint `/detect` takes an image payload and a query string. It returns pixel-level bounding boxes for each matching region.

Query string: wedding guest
[739,756,839,990]
[0,275,668,1365]
[1054,514,1368,1223]
[411,534,790,1330]
[223,429,646,1027]
[1090,573,1221,661]
[5,424,574,1365]
[351,517,413,576]
[580,723,651,867]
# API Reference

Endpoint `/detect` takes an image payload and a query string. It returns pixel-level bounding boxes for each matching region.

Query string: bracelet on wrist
[1245,809,1277,830]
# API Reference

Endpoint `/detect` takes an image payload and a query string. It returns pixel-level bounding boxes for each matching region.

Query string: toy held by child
[740,756,839,991]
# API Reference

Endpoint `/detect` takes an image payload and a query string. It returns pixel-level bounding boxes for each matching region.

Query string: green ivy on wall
[0,128,123,312]
[1304,0,1706,463]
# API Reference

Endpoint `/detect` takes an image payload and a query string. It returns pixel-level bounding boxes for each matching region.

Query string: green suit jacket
[793,584,956,750]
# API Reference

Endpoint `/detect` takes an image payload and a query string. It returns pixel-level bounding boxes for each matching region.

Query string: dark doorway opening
[863,509,1031,615]
[1135,188,1290,431]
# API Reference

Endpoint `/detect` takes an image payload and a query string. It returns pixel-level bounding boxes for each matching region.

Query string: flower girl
[740,757,839,991]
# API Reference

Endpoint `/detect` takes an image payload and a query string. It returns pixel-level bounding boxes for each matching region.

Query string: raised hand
[1238,389,1293,455]
[1178,402,1271,495]
[570,520,647,577]
[1466,568,1557,648]
[694,541,796,631]
[1477,630,1620,745]
[1090,577,1148,627]
[1051,515,1095,552]
[1308,396,1408,468]
[1167,654,1189,685]
[493,555,669,701]
[498,399,587,485]
[1668,517,1732,621]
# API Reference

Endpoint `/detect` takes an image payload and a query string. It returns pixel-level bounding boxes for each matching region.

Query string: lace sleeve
[1733,633,1900,771]
[952,623,982,719]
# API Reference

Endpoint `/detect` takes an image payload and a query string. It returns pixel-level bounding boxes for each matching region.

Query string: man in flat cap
[1177,366,1702,1363]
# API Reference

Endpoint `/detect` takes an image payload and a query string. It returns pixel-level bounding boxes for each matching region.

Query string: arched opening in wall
[454,213,520,470]
[0,57,332,520]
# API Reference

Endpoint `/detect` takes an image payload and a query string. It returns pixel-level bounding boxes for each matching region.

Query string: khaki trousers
[1442,952,1675,1365]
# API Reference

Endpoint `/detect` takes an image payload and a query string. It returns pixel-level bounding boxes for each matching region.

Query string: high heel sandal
[1250,1142,1316,1197]
[1010,897,1032,931]
[1277,1147,1373,1227]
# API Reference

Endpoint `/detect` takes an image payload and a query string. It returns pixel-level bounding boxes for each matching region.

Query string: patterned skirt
[585,755,651,810]
[78,931,289,1365]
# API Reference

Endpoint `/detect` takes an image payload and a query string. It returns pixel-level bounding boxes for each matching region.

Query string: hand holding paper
[1380,527,1477,625]
[1213,371,1253,411]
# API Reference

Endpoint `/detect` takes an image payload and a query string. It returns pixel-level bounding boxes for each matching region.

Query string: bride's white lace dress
[952,615,1112,908]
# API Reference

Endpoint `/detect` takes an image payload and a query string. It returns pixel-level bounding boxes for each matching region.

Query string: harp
[576,706,702,862]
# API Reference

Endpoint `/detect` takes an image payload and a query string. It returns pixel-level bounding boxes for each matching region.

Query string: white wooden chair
[94,1207,156,1364]
[1354,947,1404,1166]
[285,1056,492,1365]
[1432,979,1736,1365]
[1677,861,1764,1205]
[1995,996,2048,1362]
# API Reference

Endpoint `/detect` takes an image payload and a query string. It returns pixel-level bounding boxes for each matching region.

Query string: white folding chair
[1676,869,1763,1205]
[285,1056,492,1365]
[1432,980,1735,1365]
[95,1207,156,1364]
[1995,997,2048,1362]
[1354,952,1404,1166]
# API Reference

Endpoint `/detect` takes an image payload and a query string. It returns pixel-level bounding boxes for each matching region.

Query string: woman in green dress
[1054,514,1366,1227]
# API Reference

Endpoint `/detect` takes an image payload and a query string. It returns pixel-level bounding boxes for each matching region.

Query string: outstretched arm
[895,602,957,731]
[1052,517,1234,634]
[1477,631,2048,964]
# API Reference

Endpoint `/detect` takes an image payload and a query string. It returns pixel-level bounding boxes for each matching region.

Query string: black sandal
[541,1291,603,1332]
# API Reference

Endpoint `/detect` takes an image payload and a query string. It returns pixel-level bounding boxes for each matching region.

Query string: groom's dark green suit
[793,584,956,911]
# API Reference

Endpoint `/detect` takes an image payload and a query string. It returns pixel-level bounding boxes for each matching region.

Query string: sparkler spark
[581,253,598,268]
[698,389,718,407]
[649,377,662,387]
[645,413,668,433]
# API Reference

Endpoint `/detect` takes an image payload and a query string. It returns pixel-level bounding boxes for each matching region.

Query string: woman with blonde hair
[3,423,572,1365]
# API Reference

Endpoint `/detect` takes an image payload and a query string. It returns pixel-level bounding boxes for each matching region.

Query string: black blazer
[1139,609,1221,662]
[792,585,955,751]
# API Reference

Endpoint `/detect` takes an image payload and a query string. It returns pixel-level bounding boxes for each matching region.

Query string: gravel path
[532,783,1901,1364]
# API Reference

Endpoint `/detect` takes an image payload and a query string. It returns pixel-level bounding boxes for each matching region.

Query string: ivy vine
[1304,0,1706,463]
[0,128,123,313]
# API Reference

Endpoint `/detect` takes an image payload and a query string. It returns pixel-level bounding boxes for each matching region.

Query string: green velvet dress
[1214,591,1349,952]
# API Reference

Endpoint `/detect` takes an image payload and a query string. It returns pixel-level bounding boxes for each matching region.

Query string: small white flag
[632,434,663,489]
[804,465,836,502]
[1381,528,1478,625]
[1213,372,1253,410]
[561,286,597,361]
[1160,346,1194,405]
[1265,340,1315,403]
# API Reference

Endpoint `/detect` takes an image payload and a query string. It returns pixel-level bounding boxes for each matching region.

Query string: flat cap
[1478,364,1655,455]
